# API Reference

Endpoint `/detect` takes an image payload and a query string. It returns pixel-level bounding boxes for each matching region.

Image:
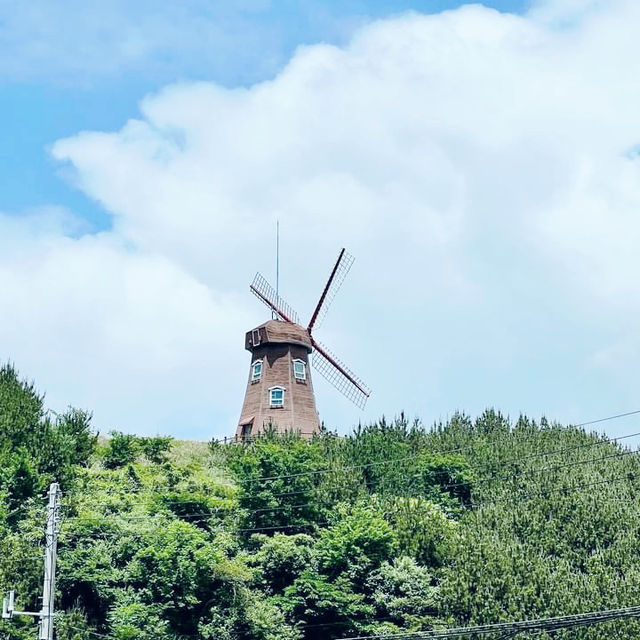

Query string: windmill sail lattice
[250,273,300,325]
[307,249,355,332]
[311,338,370,409]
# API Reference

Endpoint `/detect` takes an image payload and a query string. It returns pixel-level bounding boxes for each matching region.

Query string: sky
[2,0,640,441]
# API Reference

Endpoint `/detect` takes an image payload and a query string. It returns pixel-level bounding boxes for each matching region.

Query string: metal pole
[39,483,60,640]
[274,219,280,321]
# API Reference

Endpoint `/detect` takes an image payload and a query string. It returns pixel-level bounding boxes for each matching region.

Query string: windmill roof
[249,319,312,351]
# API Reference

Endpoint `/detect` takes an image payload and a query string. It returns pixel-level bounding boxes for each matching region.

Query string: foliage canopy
[1,365,640,639]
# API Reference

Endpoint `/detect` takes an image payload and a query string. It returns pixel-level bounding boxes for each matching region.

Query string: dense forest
[2,364,640,639]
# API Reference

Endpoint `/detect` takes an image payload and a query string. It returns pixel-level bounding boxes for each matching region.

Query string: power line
[431,444,640,496]
[57,411,640,510]
[575,409,640,427]
[336,604,640,640]
[60,425,640,506]
[117,410,640,488]
[50,417,640,548]
[59,436,640,532]
[59,467,640,538]
[210,408,640,447]
[233,425,640,495]
[61,437,640,525]
[63,625,113,639]
[220,422,640,485]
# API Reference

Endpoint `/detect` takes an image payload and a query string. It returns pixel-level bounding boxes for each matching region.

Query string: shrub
[103,431,140,469]
[139,436,173,464]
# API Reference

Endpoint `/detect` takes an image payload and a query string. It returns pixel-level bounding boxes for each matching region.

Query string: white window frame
[292,358,307,381]
[269,386,285,408]
[251,359,263,382]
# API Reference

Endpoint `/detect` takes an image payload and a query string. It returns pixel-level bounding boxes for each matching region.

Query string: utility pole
[2,482,61,640]
[39,482,60,640]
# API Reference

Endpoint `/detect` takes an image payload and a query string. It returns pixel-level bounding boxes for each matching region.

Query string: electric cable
[59,426,640,511]
[60,440,640,527]
[61,409,640,498]
[335,603,640,640]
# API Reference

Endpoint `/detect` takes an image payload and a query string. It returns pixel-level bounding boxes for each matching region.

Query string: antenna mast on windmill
[236,248,371,441]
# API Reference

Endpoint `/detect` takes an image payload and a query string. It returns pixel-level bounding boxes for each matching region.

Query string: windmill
[236,248,371,440]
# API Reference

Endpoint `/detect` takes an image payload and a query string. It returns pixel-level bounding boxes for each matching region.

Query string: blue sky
[3,0,640,442]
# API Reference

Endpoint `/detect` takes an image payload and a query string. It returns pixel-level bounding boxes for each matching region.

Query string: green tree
[282,572,373,640]
[103,431,140,469]
[250,533,315,594]
[227,434,328,532]
[366,557,441,631]
[139,436,173,464]
[125,520,249,635]
[315,502,397,584]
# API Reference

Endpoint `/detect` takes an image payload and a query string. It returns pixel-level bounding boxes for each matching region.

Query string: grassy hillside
[2,365,640,639]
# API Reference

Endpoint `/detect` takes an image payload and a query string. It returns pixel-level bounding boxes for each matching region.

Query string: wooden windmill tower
[236,248,370,440]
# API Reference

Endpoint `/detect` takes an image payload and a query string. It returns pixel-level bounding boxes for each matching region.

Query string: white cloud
[0,215,250,436]
[4,0,640,437]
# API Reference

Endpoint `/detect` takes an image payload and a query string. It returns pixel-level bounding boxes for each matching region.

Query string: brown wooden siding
[237,321,320,439]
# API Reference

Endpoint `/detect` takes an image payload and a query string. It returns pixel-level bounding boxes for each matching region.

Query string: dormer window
[269,386,285,408]
[293,359,307,381]
[251,359,263,382]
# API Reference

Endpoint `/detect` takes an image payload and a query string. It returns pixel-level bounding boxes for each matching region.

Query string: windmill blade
[250,273,300,324]
[311,337,370,409]
[307,248,355,333]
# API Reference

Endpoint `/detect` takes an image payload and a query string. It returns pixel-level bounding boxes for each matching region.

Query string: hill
[1,364,640,639]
